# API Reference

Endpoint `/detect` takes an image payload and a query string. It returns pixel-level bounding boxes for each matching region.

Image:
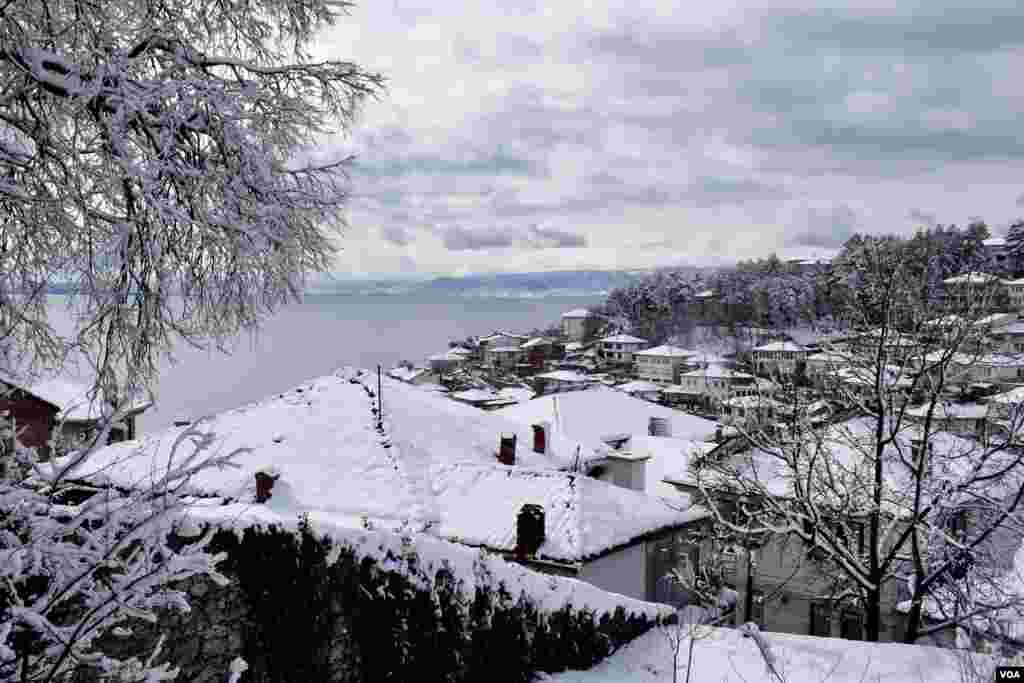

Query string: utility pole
[377,365,383,429]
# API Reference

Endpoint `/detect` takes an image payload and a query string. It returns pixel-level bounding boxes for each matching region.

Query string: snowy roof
[806,351,850,364]
[451,388,501,403]
[429,349,467,362]
[633,345,696,358]
[494,387,718,444]
[561,308,597,319]
[76,369,608,525]
[520,337,553,349]
[0,373,150,422]
[600,334,648,344]
[904,402,989,420]
[752,341,810,353]
[432,463,707,562]
[564,342,584,352]
[693,289,715,299]
[615,380,663,394]
[992,386,1024,405]
[943,272,1005,285]
[387,366,430,382]
[479,331,530,342]
[698,417,985,503]
[722,395,783,409]
[535,370,593,383]
[679,365,754,380]
[489,346,524,353]
[984,237,1007,247]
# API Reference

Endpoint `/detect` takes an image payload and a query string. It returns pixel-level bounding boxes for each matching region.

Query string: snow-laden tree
[0,0,383,390]
[691,236,1024,645]
[0,0,381,678]
[1,414,245,681]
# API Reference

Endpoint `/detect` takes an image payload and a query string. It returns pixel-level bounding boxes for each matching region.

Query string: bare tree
[692,237,1024,645]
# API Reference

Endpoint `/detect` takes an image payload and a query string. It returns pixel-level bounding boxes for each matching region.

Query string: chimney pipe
[498,432,517,466]
[255,471,278,503]
[516,503,545,558]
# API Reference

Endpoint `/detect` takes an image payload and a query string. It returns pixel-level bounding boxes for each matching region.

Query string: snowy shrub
[171,523,663,683]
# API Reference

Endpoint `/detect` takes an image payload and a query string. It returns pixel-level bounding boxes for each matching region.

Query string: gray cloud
[788,204,861,248]
[442,224,587,251]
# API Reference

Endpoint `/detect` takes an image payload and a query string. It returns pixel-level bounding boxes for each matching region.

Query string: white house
[676,365,758,409]
[478,331,530,352]
[532,370,595,394]
[750,341,811,378]
[614,380,663,402]
[598,334,648,364]
[485,345,525,369]
[430,462,708,602]
[633,345,697,383]
[560,309,603,341]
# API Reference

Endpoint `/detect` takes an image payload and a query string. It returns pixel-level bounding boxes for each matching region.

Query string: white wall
[579,543,647,602]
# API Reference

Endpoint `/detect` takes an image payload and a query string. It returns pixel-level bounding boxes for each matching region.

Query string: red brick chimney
[255,470,279,503]
[497,432,517,466]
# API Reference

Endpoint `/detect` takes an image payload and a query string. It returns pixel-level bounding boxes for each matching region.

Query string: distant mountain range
[305,269,667,298]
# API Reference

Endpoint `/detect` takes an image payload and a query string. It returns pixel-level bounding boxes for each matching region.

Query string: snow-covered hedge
[117,519,670,682]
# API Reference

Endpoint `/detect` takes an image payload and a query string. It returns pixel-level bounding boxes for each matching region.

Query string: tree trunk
[902,596,923,644]
[864,586,882,641]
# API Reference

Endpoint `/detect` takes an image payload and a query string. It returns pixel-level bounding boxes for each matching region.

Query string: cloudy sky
[315,0,1024,277]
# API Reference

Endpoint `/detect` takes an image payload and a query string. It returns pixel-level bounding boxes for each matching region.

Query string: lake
[108,293,605,432]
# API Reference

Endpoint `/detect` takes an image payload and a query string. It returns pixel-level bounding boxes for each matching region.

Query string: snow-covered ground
[541,625,1004,683]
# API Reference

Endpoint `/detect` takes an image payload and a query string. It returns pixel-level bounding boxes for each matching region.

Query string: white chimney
[604,448,650,492]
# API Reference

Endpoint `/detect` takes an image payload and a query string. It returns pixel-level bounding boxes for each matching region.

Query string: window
[810,603,832,637]
[840,611,864,640]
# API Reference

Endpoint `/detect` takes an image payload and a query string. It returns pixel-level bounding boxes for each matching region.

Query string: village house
[749,341,811,379]
[614,380,663,402]
[804,350,852,388]
[430,462,709,603]
[943,272,1011,310]
[519,337,565,371]
[662,418,1024,647]
[598,334,648,364]
[560,308,603,342]
[632,344,698,383]
[531,370,595,395]
[485,345,525,370]
[428,348,470,373]
[477,331,530,354]
[675,364,758,411]
[387,365,441,386]
[0,373,150,455]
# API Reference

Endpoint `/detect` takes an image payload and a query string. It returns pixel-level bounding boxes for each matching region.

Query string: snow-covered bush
[0,419,242,681]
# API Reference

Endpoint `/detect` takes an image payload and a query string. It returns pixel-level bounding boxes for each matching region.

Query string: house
[387,365,440,386]
[662,417,1024,645]
[485,346,525,370]
[531,370,595,394]
[633,345,698,383]
[428,349,469,373]
[943,272,1010,310]
[719,395,783,427]
[84,367,609,514]
[675,365,758,411]
[449,388,516,410]
[83,368,711,606]
[0,373,150,454]
[984,236,1011,270]
[750,341,811,379]
[477,331,530,353]
[560,309,603,342]
[430,462,708,602]
[805,350,852,388]
[598,334,648,364]
[614,380,663,402]
[904,401,989,439]
[519,337,565,370]
[495,387,718,448]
